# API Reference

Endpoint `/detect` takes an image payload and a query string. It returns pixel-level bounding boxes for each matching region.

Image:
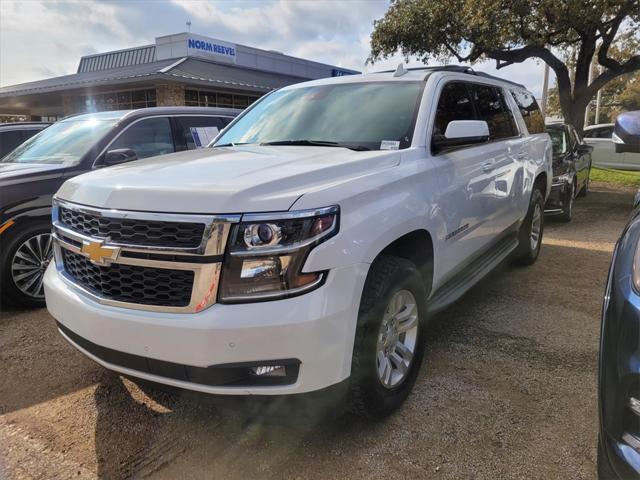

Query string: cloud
[0,0,548,96]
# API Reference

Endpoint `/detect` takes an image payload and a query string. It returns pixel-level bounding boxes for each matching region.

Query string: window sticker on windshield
[190,126,219,148]
[380,140,400,150]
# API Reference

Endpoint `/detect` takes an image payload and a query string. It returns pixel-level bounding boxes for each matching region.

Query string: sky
[0,0,551,96]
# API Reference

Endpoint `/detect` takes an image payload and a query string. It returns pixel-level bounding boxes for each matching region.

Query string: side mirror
[433,120,490,151]
[102,148,138,166]
[614,111,640,154]
[577,144,593,154]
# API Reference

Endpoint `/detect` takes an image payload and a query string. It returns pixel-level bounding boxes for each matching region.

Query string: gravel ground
[0,183,634,480]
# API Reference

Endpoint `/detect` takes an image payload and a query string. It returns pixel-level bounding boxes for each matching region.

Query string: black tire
[348,255,430,419]
[559,182,575,223]
[0,220,52,308]
[578,166,591,198]
[597,434,617,480]
[512,188,545,266]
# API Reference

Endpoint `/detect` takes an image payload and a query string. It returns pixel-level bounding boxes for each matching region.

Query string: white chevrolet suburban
[44,66,552,418]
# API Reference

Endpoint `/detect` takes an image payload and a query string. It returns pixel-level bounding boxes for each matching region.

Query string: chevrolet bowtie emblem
[81,240,119,265]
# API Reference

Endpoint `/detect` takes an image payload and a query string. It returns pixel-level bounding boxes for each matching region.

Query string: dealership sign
[187,37,236,62]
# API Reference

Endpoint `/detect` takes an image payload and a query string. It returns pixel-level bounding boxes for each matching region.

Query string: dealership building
[0,32,359,121]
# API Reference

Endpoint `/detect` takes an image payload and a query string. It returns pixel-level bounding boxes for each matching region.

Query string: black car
[0,122,50,158]
[544,122,593,221]
[598,111,640,479]
[0,106,238,307]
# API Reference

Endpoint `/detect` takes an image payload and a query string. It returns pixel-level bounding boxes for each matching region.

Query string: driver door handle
[482,160,495,172]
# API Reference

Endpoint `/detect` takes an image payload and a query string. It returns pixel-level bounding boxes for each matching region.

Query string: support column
[155,84,185,106]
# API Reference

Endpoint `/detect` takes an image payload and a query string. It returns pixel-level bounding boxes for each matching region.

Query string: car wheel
[560,182,575,223]
[578,167,591,198]
[348,255,429,419]
[597,434,617,479]
[0,221,53,308]
[512,188,545,266]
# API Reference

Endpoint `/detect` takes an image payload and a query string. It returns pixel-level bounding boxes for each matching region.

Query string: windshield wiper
[213,142,255,148]
[260,140,370,151]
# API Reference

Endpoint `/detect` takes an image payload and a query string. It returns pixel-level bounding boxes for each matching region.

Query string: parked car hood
[56,145,401,213]
[0,162,66,187]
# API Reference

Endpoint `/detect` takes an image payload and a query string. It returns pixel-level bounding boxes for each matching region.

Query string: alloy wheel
[376,289,419,389]
[530,203,542,251]
[11,233,53,299]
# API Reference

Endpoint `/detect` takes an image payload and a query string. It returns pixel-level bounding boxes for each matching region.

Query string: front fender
[291,151,443,277]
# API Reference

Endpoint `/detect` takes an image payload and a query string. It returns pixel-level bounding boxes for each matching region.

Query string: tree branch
[597,0,636,70]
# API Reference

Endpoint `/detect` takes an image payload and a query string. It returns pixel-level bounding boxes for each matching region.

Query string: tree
[369,0,640,132]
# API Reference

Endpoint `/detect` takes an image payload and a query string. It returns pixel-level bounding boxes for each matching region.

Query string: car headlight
[218,206,339,302]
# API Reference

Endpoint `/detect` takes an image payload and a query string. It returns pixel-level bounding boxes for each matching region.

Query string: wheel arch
[373,229,434,292]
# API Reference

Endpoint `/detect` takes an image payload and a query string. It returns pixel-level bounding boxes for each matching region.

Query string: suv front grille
[62,249,194,307]
[59,206,205,248]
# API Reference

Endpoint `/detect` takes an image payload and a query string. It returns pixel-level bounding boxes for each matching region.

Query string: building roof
[0,57,306,98]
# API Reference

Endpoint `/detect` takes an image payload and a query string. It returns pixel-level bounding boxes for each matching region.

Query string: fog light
[251,365,286,377]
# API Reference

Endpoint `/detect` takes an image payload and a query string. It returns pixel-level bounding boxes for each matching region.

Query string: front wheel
[348,255,429,419]
[0,221,53,308]
[512,188,545,266]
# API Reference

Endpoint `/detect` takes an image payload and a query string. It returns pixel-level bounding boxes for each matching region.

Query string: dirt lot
[0,183,634,479]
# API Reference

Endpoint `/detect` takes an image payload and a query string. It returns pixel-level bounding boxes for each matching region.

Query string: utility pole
[584,54,597,127]
[186,20,191,33]
[595,64,602,124]
[541,63,550,119]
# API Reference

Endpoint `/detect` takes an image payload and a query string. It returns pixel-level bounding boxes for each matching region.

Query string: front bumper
[544,180,571,214]
[44,262,368,395]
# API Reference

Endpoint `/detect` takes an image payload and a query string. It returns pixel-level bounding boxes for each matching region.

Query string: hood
[0,162,66,187]
[56,145,400,213]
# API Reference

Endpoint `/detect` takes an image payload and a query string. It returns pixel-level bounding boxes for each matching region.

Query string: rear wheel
[0,221,53,308]
[560,182,575,222]
[348,255,429,419]
[578,165,591,198]
[512,188,544,266]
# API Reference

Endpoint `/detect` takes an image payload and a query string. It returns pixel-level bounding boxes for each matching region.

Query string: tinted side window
[22,128,42,143]
[110,117,175,159]
[587,127,614,139]
[510,89,545,134]
[432,82,476,140]
[471,84,518,140]
[0,130,26,158]
[174,116,228,151]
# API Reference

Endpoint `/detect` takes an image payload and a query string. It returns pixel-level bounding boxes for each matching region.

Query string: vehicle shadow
[92,375,372,479]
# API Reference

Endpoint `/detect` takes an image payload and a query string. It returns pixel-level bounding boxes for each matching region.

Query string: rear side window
[110,117,175,160]
[432,82,476,139]
[510,90,544,134]
[584,126,613,139]
[470,84,518,140]
[174,116,229,150]
[0,130,26,158]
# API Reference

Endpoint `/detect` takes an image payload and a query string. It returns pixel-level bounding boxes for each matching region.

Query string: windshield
[215,81,424,151]
[1,117,118,165]
[548,128,568,155]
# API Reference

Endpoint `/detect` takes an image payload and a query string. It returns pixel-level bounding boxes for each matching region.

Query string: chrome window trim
[52,199,239,313]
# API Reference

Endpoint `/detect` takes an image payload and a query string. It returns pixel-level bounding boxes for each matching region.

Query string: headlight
[218,206,339,302]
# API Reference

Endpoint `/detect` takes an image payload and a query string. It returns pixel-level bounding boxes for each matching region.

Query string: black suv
[0,122,51,158]
[0,106,238,307]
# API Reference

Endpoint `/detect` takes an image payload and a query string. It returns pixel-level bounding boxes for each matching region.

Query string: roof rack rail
[375,64,526,89]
